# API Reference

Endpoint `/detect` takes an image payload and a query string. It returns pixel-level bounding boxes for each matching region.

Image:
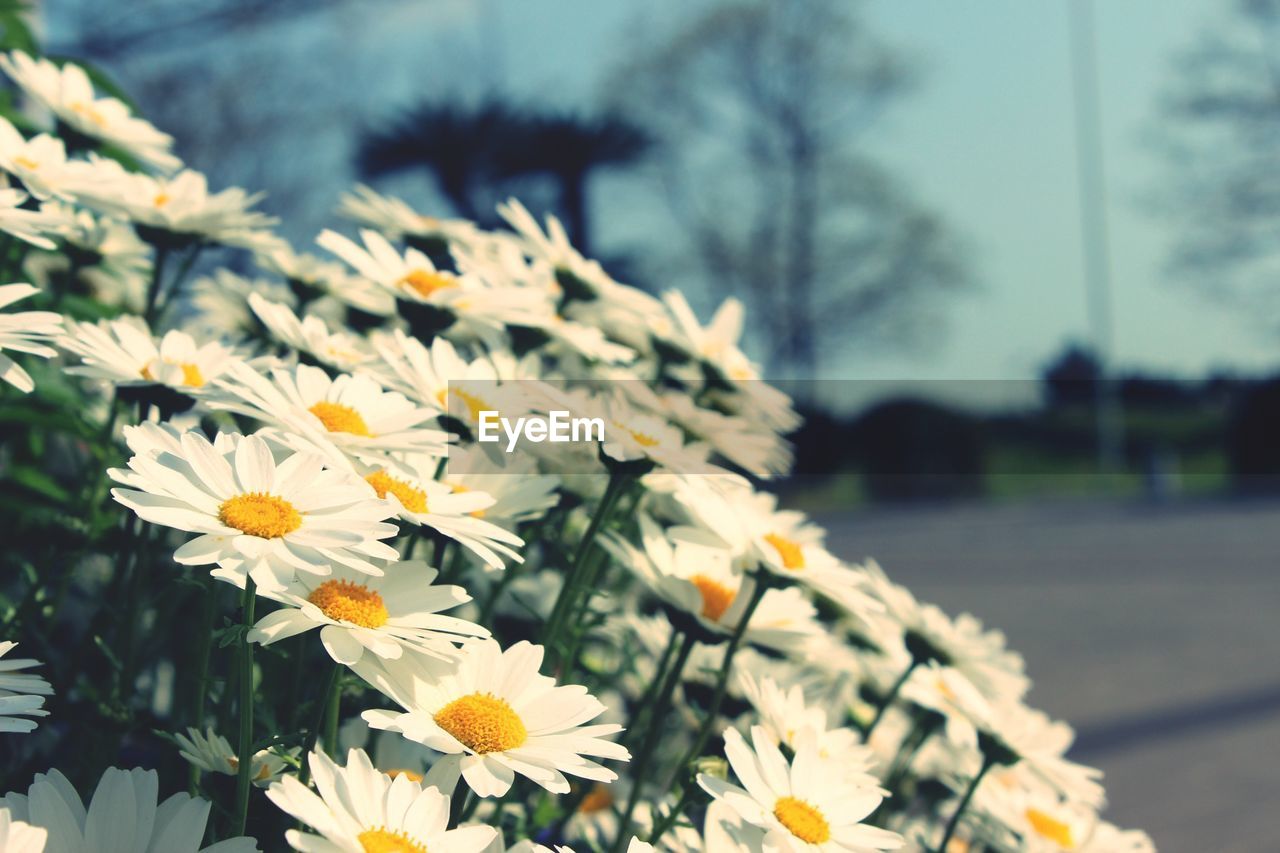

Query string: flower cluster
[0,48,1155,853]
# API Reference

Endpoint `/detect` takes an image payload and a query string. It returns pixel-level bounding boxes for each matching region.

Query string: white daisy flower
[173,726,293,788]
[670,482,880,619]
[603,516,823,655]
[74,167,280,251]
[0,186,67,250]
[355,453,524,571]
[208,362,450,464]
[980,703,1105,807]
[698,726,903,852]
[0,766,258,852]
[318,228,550,341]
[248,294,374,372]
[185,268,297,338]
[34,201,150,308]
[0,283,61,393]
[0,52,181,172]
[109,425,400,592]
[256,243,394,316]
[496,199,665,330]
[368,330,501,414]
[357,639,630,797]
[736,671,866,764]
[644,387,792,479]
[249,559,487,665]
[899,663,992,751]
[0,642,52,733]
[442,447,560,527]
[0,809,46,852]
[862,560,1029,704]
[338,183,480,244]
[659,289,800,432]
[266,748,497,853]
[59,316,238,391]
[0,118,87,201]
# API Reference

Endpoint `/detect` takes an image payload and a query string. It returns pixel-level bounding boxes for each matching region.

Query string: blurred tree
[1042,342,1101,408]
[358,99,648,254]
[1155,0,1280,324]
[611,0,967,379]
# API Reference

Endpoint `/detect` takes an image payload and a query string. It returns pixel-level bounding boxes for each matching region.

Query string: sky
[361,0,1264,383]
[48,0,1273,385]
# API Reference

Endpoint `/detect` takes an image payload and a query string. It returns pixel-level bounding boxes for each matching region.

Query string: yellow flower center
[773,796,831,845]
[226,756,273,782]
[13,155,38,170]
[140,361,205,387]
[307,580,389,629]
[578,783,613,814]
[309,401,372,436]
[1026,808,1075,848]
[153,192,171,207]
[357,828,429,853]
[691,574,736,621]
[613,421,658,447]
[386,769,424,783]
[433,692,528,754]
[398,268,455,299]
[218,493,301,539]
[764,532,805,570]
[450,387,492,424]
[365,470,428,514]
[70,100,108,127]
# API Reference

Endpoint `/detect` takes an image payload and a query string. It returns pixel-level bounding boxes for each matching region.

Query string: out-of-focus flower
[0,282,61,393]
[173,726,293,788]
[74,167,280,251]
[60,316,238,391]
[0,52,181,172]
[0,642,52,734]
[0,766,259,852]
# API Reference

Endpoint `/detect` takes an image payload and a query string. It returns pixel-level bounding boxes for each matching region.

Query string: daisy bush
[0,37,1157,853]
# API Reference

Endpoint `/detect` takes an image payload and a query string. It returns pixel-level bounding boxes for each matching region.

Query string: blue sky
[377,0,1263,382]
[57,0,1267,383]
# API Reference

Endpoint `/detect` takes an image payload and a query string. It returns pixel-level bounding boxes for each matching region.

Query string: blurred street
[819,495,1280,853]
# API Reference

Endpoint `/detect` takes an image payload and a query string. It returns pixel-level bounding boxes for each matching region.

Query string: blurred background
[30,0,1280,849]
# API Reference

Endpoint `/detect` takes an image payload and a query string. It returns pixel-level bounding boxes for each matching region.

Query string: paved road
[815,496,1280,853]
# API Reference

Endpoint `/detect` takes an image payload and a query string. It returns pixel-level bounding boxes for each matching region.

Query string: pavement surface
[815,496,1280,853]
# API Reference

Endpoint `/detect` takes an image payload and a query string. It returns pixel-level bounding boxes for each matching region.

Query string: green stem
[542,471,632,663]
[937,757,993,853]
[323,669,342,756]
[143,246,170,325]
[298,663,343,786]
[612,631,696,853]
[622,626,682,752]
[232,579,257,837]
[865,660,918,737]
[677,575,770,770]
[188,575,217,793]
[646,783,697,848]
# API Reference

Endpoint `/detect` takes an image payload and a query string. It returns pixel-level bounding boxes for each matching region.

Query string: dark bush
[1227,377,1280,493]
[851,398,985,502]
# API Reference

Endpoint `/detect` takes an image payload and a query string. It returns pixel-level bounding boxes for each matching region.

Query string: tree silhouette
[1155,0,1280,326]
[358,99,647,255]
[611,0,967,379]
